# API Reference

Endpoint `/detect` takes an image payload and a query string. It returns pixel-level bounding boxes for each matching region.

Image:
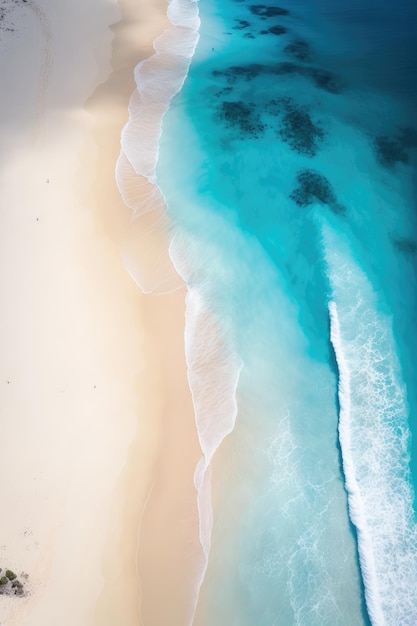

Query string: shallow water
[123,0,417,623]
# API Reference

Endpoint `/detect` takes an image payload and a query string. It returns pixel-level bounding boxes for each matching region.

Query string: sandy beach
[0,0,201,624]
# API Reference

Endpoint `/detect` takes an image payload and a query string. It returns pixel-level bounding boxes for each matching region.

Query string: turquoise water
[123,0,417,623]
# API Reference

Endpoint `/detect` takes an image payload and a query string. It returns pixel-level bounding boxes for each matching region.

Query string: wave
[115,0,200,294]
[115,0,243,621]
[170,231,243,620]
[329,301,384,625]
[325,224,417,626]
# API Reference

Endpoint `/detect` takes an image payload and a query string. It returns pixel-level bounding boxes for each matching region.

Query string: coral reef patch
[279,103,324,156]
[217,101,266,138]
[249,5,289,17]
[284,40,311,62]
[290,170,346,214]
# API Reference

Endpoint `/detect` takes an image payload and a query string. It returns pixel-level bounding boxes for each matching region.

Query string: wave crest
[116,0,199,294]
[325,224,417,626]
[115,2,243,621]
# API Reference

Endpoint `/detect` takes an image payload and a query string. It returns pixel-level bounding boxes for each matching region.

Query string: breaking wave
[325,224,417,626]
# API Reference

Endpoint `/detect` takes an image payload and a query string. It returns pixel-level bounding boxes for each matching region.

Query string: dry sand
[0,0,202,625]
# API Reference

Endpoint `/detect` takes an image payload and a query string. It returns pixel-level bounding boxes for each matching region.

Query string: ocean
[117,0,417,623]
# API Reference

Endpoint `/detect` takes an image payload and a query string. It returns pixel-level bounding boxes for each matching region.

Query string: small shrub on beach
[12,580,23,588]
[0,576,8,585]
[6,569,16,580]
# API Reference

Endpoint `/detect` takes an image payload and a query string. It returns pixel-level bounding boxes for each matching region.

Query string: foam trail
[170,235,243,620]
[185,287,242,555]
[115,0,244,620]
[115,0,200,294]
[121,2,199,184]
[329,301,384,626]
[324,222,417,626]
[115,151,183,293]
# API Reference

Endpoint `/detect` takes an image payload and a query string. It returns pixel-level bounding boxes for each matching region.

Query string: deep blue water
[154,0,417,623]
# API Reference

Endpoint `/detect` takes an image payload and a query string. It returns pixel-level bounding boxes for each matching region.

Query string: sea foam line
[324,222,417,626]
[116,0,243,622]
[115,0,200,294]
[170,237,243,622]
[329,301,385,626]
[120,0,200,185]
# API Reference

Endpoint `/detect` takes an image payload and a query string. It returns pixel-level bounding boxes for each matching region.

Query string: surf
[326,224,417,625]
[115,1,246,622]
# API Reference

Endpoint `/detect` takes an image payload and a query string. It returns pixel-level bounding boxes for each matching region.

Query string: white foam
[167,0,200,29]
[115,0,199,294]
[170,234,242,620]
[324,223,417,626]
[329,301,385,626]
[121,16,199,184]
[115,1,243,620]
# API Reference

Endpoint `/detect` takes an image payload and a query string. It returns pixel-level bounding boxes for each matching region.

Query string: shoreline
[86,0,204,623]
[0,0,202,624]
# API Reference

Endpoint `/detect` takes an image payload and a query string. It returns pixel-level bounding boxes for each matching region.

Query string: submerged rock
[212,62,342,94]
[272,63,343,94]
[249,5,289,17]
[265,97,289,117]
[306,66,342,94]
[375,127,417,168]
[212,63,263,83]
[392,238,417,257]
[280,105,324,156]
[290,170,346,214]
[233,19,251,30]
[217,101,265,137]
[375,136,409,167]
[260,25,287,35]
[284,40,311,61]
[215,86,234,98]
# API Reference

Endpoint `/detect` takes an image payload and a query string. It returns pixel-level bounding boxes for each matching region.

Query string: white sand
[0,0,201,624]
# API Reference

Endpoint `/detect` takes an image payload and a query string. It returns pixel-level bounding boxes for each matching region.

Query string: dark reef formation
[214,93,326,156]
[260,25,287,35]
[284,40,311,61]
[214,87,234,98]
[233,19,251,30]
[272,62,342,94]
[290,170,346,214]
[300,66,342,94]
[217,101,266,138]
[249,5,289,17]
[280,103,324,156]
[375,127,417,168]
[375,136,409,167]
[212,62,342,94]
[212,63,263,84]
[392,237,417,257]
